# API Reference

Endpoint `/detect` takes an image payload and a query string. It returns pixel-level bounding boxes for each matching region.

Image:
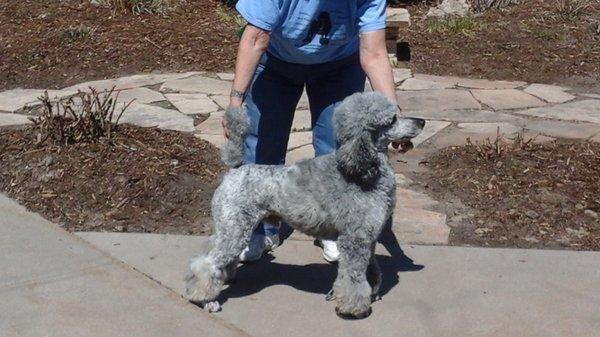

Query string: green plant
[535,29,564,41]
[66,24,96,40]
[96,0,179,15]
[215,4,247,37]
[30,88,132,146]
[427,15,485,36]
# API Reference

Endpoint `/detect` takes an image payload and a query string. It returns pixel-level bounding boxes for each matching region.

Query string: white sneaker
[239,234,266,262]
[239,233,280,262]
[321,240,340,263]
[264,232,280,251]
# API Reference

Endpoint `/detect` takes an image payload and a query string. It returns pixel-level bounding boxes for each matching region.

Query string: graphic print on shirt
[280,3,353,51]
[302,12,332,45]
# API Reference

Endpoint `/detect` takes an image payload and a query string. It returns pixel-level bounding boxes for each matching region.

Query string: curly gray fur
[186,92,425,319]
[220,106,250,168]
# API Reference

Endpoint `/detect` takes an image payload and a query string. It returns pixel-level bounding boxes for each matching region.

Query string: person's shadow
[215,218,424,306]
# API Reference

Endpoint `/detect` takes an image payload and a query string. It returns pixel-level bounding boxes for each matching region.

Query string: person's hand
[221,116,230,139]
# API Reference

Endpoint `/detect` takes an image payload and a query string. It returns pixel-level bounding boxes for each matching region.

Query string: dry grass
[96,0,180,15]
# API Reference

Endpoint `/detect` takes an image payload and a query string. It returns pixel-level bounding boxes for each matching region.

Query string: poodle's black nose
[408,117,426,128]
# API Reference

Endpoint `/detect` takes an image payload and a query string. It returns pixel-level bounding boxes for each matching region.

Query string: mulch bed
[0,0,239,91]
[397,0,600,87]
[418,137,600,251]
[2,0,599,91]
[0,124,225,234]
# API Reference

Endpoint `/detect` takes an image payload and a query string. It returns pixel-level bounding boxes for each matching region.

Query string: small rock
[525,210,539,219]
[524,236,539,243]
[474,227,492,235]
[575,203,586,210]
[566,227,590,239]
[40,155,55,167]
[584,209,598,219]
[115,225,124,232]
[171,159,180,166]
[115,176,129,185]
[427,0,470,18]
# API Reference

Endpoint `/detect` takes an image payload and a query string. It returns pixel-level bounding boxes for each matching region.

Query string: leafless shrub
[465,128,537,160]
[554,0,592,18]
[470,0,526,12]
[96,0,180,15]
[29,88,133,146]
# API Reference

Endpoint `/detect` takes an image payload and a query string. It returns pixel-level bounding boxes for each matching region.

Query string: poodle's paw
[325,289,336,301]
[335,306,372,320]
[202,300,222,313]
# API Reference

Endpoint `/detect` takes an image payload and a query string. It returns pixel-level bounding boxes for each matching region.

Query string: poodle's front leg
[367,243,382,302]
[332,234,374,319]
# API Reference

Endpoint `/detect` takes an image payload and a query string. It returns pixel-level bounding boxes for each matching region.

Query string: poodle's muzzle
[377,116,426,150]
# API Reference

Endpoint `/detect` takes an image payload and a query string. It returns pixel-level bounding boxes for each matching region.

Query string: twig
[144,37,162,49]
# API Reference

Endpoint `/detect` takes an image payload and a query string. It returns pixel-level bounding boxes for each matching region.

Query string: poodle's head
[334,92,425,185]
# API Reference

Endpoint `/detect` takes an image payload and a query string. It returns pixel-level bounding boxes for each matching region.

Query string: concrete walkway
[77,232,600,337]
[0,194,247,337]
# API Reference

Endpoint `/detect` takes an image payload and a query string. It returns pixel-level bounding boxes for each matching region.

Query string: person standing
[225,0,409,262]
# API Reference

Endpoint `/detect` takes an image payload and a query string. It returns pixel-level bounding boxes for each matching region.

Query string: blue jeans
[244,52,366,236]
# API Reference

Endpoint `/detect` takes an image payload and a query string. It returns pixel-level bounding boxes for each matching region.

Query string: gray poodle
[186,92,425,319]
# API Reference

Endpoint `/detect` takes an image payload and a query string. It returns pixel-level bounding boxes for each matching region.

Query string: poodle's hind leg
[186,212,259,312]
[367,243,382,302]
[332,234,376,319]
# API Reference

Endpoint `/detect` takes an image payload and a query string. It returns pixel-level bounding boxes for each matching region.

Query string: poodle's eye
[389,115,397,125]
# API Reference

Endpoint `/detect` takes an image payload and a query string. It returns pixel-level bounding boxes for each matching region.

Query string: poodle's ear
[335,130,380,186]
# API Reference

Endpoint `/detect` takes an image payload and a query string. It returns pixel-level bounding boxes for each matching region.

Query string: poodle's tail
[221,106,250,168]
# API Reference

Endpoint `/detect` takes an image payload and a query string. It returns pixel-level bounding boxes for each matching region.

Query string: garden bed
[0,124,225,234]
[417,137,600,250]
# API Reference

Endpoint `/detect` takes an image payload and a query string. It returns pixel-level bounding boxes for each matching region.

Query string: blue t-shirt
[236,0,386,65]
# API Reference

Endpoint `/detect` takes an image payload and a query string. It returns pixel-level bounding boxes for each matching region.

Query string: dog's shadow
[216,221,425,306]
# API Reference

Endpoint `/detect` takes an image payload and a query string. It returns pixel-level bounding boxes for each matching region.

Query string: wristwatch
[230,89,246,100]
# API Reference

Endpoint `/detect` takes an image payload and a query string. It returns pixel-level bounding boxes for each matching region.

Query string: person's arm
[359,29,396,104]
[229,25,271,108]
[360,29,413,152]
[223,25,271,138]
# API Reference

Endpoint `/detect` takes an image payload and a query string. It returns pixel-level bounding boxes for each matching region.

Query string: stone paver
[393,68,412,85]
[287,131,313,149]
[393,207,450,244]
[166,93,220,115]
[286,144,315,164]
[399,77,454,90]
[521,119,600,139]
[386,7,410,27]
[161,75,231,95]
[115,87,165,104]
[292,110,312,131]
[210,95,230,110]
[411,109,524,123]
[411,120,451,146]
[217,73,235,81]
[455,78,527,90]
[515,99,600,124]
[397,89,481,112]
[120,103,195,132]
[196,111,224,135]
[196,133,226,148]
[524,83,576,104]
[76,232,600,337]
[457,122,521,135]
[397,187,440,210]
[0,113,32,127]
[0,88,76,112]
[62,72,201,93]
[0,195,245,337]
[471,89,546,110]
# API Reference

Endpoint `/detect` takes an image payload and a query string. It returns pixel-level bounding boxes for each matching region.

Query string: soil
[416,138,600,251]
[0,0,239,91]
[396,0,600,88]
[0,124,225,234]
[2,0,599,91]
